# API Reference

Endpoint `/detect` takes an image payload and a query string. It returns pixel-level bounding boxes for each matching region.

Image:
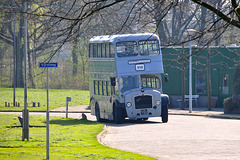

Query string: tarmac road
[99,115,240,160]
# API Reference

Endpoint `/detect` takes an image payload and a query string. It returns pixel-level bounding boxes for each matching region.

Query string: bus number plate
[141,109,147,115]
[136,64,145,71]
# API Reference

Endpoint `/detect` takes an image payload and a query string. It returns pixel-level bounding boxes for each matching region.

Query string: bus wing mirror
[164,73,169,82]
[110,77,116,86]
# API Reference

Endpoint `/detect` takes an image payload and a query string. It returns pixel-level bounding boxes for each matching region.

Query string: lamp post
[22,0,29,141]
[13,0,16,106]
[186,29,197,113]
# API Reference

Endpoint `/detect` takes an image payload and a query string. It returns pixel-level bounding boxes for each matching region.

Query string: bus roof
[89,33,159,43]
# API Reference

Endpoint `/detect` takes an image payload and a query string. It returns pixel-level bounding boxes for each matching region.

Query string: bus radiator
[135,95,152,109]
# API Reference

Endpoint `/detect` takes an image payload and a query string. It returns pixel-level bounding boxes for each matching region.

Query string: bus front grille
[135,95,152,109]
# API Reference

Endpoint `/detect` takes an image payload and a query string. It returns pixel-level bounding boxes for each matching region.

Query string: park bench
[177,95,199,108]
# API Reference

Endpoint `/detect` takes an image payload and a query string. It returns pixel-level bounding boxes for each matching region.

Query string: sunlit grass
[0,114,156,160]
[0,87,89,111]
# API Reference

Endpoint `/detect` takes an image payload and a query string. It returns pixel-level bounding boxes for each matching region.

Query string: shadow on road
[103,118,162,127]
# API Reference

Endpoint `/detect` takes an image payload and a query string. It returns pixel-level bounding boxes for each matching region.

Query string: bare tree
[1,0,240,91]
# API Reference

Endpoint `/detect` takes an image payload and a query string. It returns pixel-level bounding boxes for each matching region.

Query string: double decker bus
[88,33,169,123]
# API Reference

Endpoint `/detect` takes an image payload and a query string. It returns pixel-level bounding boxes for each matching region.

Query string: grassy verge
[0,114,155,160]
[0,87,89,111]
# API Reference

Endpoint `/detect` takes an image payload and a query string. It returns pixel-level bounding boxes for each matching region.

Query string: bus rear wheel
[161,105,168,123]
[95,103,103,122]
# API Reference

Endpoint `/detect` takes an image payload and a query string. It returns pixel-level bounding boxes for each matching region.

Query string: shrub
[224,96,240,114]
[224,64,240,114]
[224,97,234,114]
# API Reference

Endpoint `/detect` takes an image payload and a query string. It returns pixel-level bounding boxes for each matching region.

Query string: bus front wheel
[161,105,168,123]
[95,103,103,122]
[113,104,123,124]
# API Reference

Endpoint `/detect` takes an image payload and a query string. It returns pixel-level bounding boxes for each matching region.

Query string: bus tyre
[95,103,103,122]
[113,104,123,124]
[161,105,168,123]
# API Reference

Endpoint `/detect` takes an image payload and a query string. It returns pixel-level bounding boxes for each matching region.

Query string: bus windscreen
[119,76,139,93]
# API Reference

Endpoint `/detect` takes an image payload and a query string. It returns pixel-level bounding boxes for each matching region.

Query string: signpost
[39,62,58,160]
[39,63,58,68]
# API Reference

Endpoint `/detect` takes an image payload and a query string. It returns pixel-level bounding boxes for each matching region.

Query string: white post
[187,29,196,113]
[189,40,192,113]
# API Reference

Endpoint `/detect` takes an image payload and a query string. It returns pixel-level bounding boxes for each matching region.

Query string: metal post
[22,1,29,141]
[66,98,68,118]
[189,40,192,113]
[46,68,50,159]
[13,0,16,106]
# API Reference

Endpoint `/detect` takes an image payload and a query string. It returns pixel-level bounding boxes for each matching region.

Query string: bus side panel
[88,58,117,120]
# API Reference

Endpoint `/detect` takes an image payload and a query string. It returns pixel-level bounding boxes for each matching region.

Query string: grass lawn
[0,114,156,160]
[0,87,89,111]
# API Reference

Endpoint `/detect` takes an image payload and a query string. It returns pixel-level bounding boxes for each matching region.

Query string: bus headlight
[126,102,132,108]
[155,100,161,106]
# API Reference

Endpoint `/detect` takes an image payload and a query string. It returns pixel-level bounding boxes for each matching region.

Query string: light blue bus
[88,33,169,123]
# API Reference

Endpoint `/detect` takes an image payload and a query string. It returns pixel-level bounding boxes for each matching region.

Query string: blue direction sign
[39,63,58,68]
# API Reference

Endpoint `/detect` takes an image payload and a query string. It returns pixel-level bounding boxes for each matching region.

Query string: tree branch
[191,0,240,28]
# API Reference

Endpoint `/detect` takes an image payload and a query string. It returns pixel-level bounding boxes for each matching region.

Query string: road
[100,115,240,160]
[2,112,240,160]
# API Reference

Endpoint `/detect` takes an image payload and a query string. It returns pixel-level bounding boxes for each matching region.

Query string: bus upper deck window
[93,44,97,57]
[89,44,93,57]
[139,40,160,56]
[102,44,106,58]
[110,44,115,58]
[106,43,110,58]
[116,41,137,57]
[98,44,102,57]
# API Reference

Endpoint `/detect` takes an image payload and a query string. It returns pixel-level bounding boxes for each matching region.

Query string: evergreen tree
[233,64,240,95]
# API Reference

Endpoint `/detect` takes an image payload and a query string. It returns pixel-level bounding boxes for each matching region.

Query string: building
[161,46,240,108]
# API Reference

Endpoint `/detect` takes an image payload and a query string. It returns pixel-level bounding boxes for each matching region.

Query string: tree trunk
[81,56,85,82]
[181,46,186,109]
[181,69,186,109]
[16,30,24,88]
[28,48,35,88]
[72,40,78,76]
[207,46,212,110]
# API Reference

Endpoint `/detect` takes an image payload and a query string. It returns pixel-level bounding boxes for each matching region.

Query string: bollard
[66,97,71,118]
[18,103,20,107]
[18,116,23,127]
[33,102,35,107]
[16,102,18,107]
[5,102,7,107]
[8,103,10,107]
[38,102,40,107]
